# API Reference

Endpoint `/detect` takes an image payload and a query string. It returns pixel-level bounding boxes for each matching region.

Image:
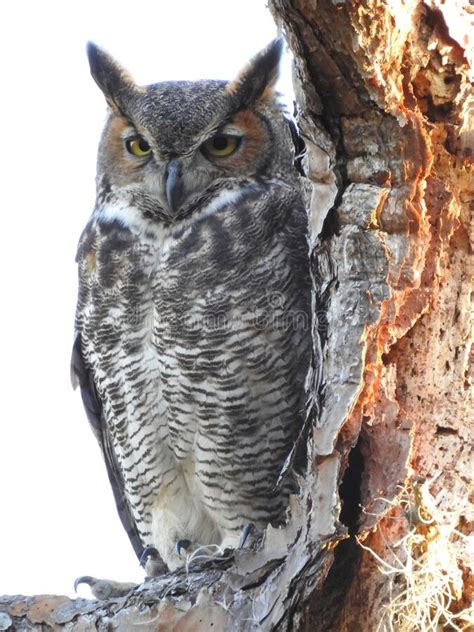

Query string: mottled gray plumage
[72,39,311,571]
[74,576,137,600]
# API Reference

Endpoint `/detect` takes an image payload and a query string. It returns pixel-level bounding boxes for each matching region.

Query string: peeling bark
[270,0,472,628]
[1,1,472,630]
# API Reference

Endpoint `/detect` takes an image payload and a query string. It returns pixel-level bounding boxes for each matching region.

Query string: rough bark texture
[1,1,472,630]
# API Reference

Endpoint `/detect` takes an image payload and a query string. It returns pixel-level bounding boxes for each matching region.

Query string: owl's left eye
[201,134,241,158]
[125,137,152,157]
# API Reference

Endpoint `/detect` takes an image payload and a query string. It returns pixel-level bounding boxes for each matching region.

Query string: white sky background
[0,0,294,598]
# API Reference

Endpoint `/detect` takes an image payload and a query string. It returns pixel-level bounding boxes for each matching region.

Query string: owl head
[87,39,298,223]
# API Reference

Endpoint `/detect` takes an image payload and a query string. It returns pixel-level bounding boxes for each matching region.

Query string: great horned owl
[72,39,311,572]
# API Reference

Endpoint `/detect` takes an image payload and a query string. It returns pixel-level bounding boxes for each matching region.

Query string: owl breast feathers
[72,39,312,571]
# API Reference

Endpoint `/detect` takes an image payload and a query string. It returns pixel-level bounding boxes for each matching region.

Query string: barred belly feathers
[72,39,311,572]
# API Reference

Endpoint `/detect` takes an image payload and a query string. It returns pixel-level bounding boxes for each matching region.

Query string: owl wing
[71,333,144,561]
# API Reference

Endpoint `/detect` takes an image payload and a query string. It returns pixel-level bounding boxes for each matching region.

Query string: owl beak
[165,159,184,215]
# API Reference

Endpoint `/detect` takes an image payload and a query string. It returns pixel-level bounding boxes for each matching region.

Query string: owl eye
[125,137,152,157]
[201,134,241,158]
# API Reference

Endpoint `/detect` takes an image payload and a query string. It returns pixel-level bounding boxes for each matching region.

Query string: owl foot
[139,546,169,578]
[74,575,137,600]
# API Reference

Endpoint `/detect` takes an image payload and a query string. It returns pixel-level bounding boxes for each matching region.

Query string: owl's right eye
[125,137,152,157]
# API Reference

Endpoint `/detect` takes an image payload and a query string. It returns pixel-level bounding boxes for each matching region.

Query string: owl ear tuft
[87,42,137,111]
[226,38,284,109]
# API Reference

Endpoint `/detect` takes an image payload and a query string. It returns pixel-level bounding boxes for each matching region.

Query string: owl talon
[139,546,157,568]
[239,523,255,548]
[176,538,192,556]
[139,546,168,577]
[239,523,263,550]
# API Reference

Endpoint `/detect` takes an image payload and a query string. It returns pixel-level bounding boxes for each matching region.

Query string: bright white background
[0,0,293,598]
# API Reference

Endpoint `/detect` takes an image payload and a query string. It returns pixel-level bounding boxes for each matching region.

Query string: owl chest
[152,214,285,328]
[149,227,298,458]
[83,216,296,467]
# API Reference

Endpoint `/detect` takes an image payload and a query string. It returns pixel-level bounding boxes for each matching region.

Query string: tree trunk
[269,1,473,629]
[1,1,471,630]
